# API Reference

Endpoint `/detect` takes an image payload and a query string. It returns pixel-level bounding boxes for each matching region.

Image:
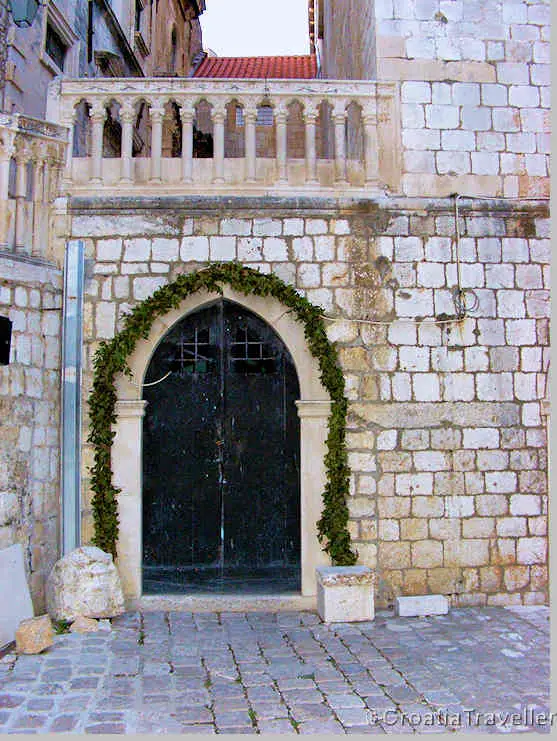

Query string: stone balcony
[47,78,400,197]
[0,113,67,257]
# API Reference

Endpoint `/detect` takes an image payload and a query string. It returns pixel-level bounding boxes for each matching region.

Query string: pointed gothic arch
[88,264,355,602]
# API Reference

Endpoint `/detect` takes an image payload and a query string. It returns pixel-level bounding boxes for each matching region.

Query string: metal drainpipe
[60,239,85,555]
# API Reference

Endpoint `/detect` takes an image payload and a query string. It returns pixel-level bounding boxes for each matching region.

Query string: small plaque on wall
[0,316,12,365]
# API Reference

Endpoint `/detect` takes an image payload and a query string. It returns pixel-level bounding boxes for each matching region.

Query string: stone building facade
[0,0,550,611]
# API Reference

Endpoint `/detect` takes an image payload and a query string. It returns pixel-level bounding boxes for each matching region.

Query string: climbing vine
[88,262,357,566]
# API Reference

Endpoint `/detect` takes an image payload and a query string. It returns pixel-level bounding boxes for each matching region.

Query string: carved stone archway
[111,286,332,601]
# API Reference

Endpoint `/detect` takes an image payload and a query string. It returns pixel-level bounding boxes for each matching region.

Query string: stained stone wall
[0,255,62,611]
[71,195,549,607]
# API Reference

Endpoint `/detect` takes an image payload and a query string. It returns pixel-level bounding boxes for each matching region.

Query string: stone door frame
[111,286,332,601]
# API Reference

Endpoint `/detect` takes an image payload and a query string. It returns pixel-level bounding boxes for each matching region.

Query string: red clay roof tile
[194,55,317,79]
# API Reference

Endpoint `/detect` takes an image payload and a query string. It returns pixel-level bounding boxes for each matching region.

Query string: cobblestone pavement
[0,606,550,734]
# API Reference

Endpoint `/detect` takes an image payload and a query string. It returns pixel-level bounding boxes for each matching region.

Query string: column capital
[178,104,195,122]
[31,140,48,164]
[303,108,319,124]
[150,107,165,122]
[120,102,135,123]
[295,400,332,419]
[15,143,32,164]
[115,399,148,419]
[212,106,226,124]
[0,131,16,162]
[89,101,107,122]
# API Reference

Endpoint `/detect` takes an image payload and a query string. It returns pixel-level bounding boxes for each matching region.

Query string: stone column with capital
[304,105,319,185]
[275,105,288,184]
[120,102,135,184]
[244,104,257,183]
[90,103,106,184]
[61,110,76,190]
[334,105,348,185]
[14,144,31,252]
[149,104,165,183]
[31,143,46,257]
[363,102,379,185]
[179,103,194,183]
[212,104,226,184]
[0,130,15,249]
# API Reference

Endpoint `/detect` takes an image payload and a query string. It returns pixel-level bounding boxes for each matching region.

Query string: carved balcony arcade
[0,113,67,257]
[49,78,400,197]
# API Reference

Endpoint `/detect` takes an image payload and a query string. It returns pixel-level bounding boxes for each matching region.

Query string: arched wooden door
[142,299,301,593]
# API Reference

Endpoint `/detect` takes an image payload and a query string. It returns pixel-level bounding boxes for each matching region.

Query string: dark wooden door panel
[142,299,300,593]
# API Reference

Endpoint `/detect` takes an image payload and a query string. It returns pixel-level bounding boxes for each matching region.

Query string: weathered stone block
[263,238,288,261]
[46,547,125,621]
[316,567,374,623]
[181,236,209,261]
[517,537,546,565]
[15,615,53,654]
[412,541,443,568]
[444,539,490,567]
[395,595,449,617]
[151,238,179,262]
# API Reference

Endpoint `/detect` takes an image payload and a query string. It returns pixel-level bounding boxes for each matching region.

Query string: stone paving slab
[0,606,550,734]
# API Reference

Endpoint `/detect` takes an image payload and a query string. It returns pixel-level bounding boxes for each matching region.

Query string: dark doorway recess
[142,299,301,594]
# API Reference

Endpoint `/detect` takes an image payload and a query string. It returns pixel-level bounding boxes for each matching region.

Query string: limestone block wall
[374,0,550,198]
[71,195,549,607]
[0,255,62,611]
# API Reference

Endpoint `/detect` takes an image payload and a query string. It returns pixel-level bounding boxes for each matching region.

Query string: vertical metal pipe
[61,240,85,555]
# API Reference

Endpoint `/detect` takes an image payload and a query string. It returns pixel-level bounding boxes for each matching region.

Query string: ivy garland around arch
[88,262,357,567]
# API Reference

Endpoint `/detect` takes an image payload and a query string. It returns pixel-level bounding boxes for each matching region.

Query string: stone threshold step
[129,593,317,612]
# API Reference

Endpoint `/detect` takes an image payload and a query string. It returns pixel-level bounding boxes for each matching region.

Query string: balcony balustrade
[0,113,67,257]
[48,78,400,196]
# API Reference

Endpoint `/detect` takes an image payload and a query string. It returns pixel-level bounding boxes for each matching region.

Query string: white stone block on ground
[15,615,53,654]
[395,595,449,617]
[46,546,125,621]
[316,566,375,623]
[0,544,34,649]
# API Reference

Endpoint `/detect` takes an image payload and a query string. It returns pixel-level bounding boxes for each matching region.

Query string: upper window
[45,23,68,71]
[41,3,78,76]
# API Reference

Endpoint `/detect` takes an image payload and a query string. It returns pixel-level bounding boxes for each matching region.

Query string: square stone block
[316,566,375,623]
[395,594,449,617]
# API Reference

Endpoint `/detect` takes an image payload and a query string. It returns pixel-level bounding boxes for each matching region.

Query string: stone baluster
[0,131,16,249]
[60,108,76,190]
[244,103,257,183]
[90,102,106,184]
[333,103,347,185]
[212,103,226,184]
[179,103,194,183]
[363,101,379,184]
[120,101,135,184]
[149,103,165,183]
[304,104,319,185]
[275,104,288,184]
[31,144,46,256]
[14,144,31,252]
